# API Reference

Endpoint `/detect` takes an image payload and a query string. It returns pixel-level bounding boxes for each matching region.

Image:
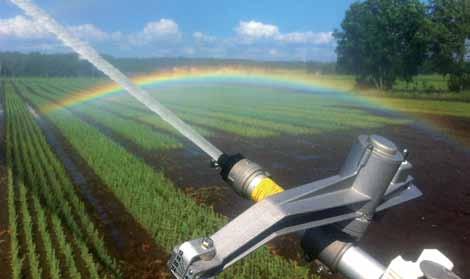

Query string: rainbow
[41,65,357,113]
[40,65,469,148]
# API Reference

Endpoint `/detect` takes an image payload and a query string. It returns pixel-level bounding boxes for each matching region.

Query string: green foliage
[50,214,81,279]
[19,79,313,278]
[72,82,407,137]
[448,73,470,91]
[367,96,470,117]
[0,52,336,77]
[428,0,470,91]
[0,52,102,77]
[19,182,43,279]
[6,153,22,279]
[32,195,61,279]
[27,82,183,150]
[4,82,119,278]
[18,77,406,141]
[334,0,430,90]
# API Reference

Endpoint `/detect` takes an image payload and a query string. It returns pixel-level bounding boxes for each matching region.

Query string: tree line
[334,0,470,91]
[4,1,468,92]
[0,52,336,77]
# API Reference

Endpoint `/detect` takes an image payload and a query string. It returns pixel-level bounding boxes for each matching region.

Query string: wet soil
[415,113,470,146]
[63,102,470,277]
[17,84,470,278]
[157,115,470,278]
[0,81,11,279]
[20,86,171,278]
[360,116,470,278]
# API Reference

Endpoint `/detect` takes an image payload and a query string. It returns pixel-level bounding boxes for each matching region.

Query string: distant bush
[448,73,470,92]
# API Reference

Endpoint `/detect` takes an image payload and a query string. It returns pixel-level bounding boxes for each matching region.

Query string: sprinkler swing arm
[169,135,459,279]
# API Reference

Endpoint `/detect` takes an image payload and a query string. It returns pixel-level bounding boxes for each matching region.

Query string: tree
[334,0,430,90]
[428,0,470,91]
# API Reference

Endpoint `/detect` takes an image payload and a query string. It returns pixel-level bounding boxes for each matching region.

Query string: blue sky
[0,0,357,61]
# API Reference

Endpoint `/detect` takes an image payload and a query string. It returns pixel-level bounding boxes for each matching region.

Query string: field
[0,76,469,278]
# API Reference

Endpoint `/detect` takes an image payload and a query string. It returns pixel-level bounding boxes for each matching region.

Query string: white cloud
[277,31,333,44]
[69,24,109,41]
[1,15,183,52]
[0,15,49,39]
[234,20,333,46]
[0,15,110,42]
[193,32,216,43]
[0,15,335,60]
[142,19,180,39]
[235,21,280,39]
[129,19,181,45]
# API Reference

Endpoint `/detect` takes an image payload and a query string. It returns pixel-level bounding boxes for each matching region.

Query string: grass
[63,80,409,137]
[16,79,314,278]
[32,194,61,279]
[366,97,470,118]
[18,181,42,279]
[267,74,470,118]
[4,81,119,278]
[5,72,467,278]
[314,74,470,99]
[19,77,412,140]
[338,75,470,118]
[22,82,183,151]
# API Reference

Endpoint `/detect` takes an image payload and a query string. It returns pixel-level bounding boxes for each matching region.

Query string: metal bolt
[210,160,220,169]
[201,237,213,249]
[403,148,409,160]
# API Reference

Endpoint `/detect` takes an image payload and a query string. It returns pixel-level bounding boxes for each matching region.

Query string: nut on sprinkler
[217,154,284,202]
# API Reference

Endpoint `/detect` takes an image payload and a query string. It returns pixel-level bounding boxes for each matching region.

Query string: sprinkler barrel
[217,153,284,202]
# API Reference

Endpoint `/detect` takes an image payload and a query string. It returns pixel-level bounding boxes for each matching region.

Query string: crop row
[31,79,215,139]
[106,92,393,137]
[22,79,304,138]
[16,80,313,278]
[70,79,408,135]
[37,79,277,138]
[4,82,119,278]
[18,82,183,151]
[27,77,409,140]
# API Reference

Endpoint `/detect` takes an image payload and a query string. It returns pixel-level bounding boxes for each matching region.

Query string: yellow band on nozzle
[250,178,284,202]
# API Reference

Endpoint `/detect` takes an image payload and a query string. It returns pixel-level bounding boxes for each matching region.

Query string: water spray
[10,0,286,204]
[10,0,223,161]
[11,1,462,278]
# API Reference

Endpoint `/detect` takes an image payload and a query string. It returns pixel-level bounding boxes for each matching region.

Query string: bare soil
[156,114,470,278]
[17,84,470,278]
[73,106,470,278]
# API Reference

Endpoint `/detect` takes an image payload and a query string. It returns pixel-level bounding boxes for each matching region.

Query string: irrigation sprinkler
[169,135,462,279]
[10,1,462,278]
